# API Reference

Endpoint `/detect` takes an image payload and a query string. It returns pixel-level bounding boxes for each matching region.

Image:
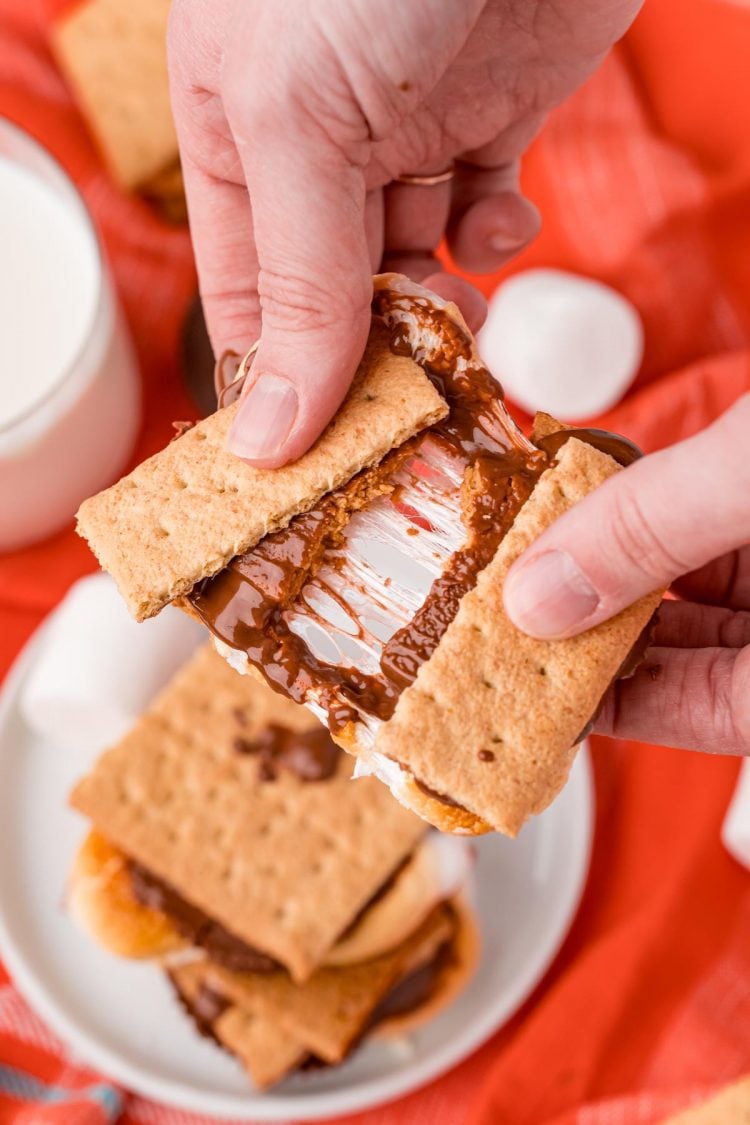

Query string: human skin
[503,395,750,755]
[168,0,747,758]
[168,0,642,465]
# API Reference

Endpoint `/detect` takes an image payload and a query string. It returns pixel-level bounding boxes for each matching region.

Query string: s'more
[51,0,184,217]
[69,645,477,1089]
[77,273,663,837]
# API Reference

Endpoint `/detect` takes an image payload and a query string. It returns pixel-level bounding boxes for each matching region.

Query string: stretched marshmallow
[479,268,643,421]
[21,571,203,753]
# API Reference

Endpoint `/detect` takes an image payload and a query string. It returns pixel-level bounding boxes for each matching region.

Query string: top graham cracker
[76,324,447,621]
[70,644,425,982]
[375,437,663,836]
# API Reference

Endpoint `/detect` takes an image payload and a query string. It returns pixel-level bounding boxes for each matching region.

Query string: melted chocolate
[234,723,341,782]
[192,983,229,1025]
[170,975,230,1047]
[190,299,544,730]
[368,940,454,1025]
[173,914,458,1077]
[129,861,282,973]
[380,452,537,694]
[190,294,645,756]
[535,427,642,468]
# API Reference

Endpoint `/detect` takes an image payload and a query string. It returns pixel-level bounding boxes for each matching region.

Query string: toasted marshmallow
[325,833,473,966]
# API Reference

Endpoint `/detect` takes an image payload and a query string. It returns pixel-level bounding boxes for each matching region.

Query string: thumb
[503,394,750,639]
[222,45,372,467]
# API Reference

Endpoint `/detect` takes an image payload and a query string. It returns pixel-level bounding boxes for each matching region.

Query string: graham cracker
[52,0,176,190]
[662,1076,750,1123]
[77,322,447,621]
[205,904,455,1064]
[71,645,425,981]
[170,961,306,1090]
[530,411,566,441]
[375,437,663,836]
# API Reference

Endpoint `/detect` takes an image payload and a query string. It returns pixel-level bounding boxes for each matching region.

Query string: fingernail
[488,230,523,254]
[503,550,600,638]
[228,373,298,462]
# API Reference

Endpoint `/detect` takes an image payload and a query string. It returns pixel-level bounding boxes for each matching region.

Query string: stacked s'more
[69,644,477,1089]
[51,0,185,220]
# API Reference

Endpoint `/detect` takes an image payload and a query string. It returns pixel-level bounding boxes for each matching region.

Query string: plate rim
[0,614,594,1121]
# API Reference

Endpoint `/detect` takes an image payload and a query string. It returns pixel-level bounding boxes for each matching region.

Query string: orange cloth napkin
[0,1,748,1123]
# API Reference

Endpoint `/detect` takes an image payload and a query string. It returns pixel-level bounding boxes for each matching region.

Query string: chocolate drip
[234,722,340,782]
[367,939,454,1025]
[190,298,544,730]
[535,426,642,468]
[174,934,457,1076]
[170,975,230,1046]
[129,862,282,973]
[380,452,537,692]
[192,983,229,1026]
[190,292,644,748]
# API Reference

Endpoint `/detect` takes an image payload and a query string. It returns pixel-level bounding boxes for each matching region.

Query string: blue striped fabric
[0,1063,121,1117]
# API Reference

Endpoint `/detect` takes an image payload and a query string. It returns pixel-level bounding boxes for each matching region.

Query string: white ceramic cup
[0,118,140,551]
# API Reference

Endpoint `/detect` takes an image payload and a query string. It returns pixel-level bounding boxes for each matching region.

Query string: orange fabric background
[0,1,748,1123]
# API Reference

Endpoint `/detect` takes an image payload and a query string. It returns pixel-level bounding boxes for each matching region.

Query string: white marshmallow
[21,572,203,753]
[722,758,750,870]
[478,268,643,421]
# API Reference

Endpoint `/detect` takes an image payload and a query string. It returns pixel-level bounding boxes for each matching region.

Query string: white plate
[0,620,593,1121]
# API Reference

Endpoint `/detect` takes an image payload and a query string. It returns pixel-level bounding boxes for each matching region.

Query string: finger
[168,0,259,357]
[178,156,261,358]
[381,251,442,281]
[653,600,750,650]
[447,120,544,272]
[503,394,750,638]
[382,177,452,257]
[448,181,540,273]
[380,175,451,281]
[365,188,384,273]
[595,644,750,756]
[674,547,750,610]
[221,41,372,467]
[421,271,488,334]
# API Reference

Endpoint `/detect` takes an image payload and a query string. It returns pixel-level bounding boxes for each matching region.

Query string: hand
[169,0,641,466]
[503,395,750,755]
